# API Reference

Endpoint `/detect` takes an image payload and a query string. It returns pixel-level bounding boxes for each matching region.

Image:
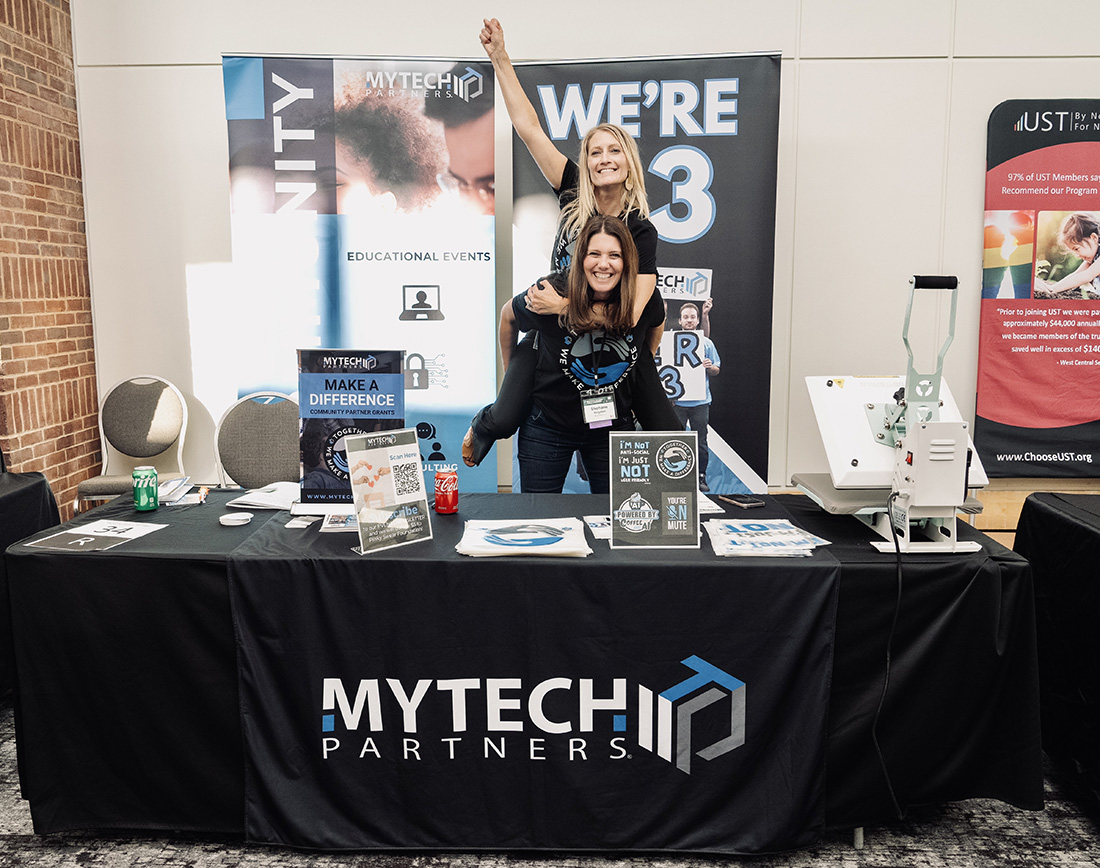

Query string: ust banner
[976,100,1100,477]
[512,54,780,493]
[220,56,497,493]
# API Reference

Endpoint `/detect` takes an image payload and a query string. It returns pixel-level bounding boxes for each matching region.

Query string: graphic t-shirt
[512,290,665,431]
[549,160,658,279]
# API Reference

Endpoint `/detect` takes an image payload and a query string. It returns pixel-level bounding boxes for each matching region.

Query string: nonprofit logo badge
[656,439,695,480]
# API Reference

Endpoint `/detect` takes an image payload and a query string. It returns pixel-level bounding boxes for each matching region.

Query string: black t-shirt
[549,159,658,277]
[512,290,665,431]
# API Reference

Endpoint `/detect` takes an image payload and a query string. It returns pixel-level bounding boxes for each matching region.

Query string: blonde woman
[463,18,679,468]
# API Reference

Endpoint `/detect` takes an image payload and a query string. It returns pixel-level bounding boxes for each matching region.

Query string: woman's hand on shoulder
[525,279,568,316]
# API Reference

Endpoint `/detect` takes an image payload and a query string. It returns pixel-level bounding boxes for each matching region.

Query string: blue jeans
[674,403,710,481]
[518,409,633,493]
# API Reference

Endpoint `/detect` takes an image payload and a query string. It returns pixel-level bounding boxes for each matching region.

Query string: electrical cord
[870,490,906,820]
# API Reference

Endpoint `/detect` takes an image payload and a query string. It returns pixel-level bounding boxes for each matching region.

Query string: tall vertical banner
[513,54,780,493]
[221,56,497,493]
[976,100,1100,477]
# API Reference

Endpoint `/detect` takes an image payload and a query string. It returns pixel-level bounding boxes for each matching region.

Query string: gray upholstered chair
[75,375,188,511]
[214,392,300,489]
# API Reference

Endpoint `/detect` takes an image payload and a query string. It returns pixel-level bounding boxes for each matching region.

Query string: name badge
[581,392,617,428]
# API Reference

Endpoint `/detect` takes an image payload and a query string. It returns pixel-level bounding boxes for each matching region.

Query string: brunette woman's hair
[563,214,638,336]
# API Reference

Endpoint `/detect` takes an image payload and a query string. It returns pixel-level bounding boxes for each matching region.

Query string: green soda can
[133,466,159,511]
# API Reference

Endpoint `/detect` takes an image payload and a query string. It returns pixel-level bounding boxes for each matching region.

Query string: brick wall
[0,0,99,517]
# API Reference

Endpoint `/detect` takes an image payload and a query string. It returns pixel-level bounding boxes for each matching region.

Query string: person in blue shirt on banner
[501,214,665,493]
[462,17,680,470]
[672,301,721,492]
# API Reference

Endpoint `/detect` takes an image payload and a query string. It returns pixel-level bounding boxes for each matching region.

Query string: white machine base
[792,473,984,554]
[858,511,982,554]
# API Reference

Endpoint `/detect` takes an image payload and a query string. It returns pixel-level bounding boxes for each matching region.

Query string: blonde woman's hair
[559,124,649,241]
[563,214,638,337]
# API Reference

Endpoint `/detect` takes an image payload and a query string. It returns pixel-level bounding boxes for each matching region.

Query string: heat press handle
[910,275,958,290]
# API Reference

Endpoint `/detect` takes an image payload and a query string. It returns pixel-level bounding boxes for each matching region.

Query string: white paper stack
[456,518,592,558]
[583,515,611,540]
[158,476,192,505]
[698,494,726,514]
[226,481,300,510]
[704,518,831,557]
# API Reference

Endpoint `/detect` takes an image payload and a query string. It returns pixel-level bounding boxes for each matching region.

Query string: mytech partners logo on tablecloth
[319,655,745,775]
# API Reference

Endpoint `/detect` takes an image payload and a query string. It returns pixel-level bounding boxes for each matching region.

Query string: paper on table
[583,515,611,540]
[226,481,299,510]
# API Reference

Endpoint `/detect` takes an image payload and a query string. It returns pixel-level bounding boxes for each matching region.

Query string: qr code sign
[392,461,421,497]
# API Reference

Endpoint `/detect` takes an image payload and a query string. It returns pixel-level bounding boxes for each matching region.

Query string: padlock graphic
[405,353,429,390]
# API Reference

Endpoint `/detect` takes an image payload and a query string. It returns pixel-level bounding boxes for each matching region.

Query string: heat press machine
[793,276,987,553]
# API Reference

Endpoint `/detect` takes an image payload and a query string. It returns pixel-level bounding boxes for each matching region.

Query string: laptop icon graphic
[399,285,445,321]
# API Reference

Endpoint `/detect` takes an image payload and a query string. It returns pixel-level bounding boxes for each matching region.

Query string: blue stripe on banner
[223,56,266,120]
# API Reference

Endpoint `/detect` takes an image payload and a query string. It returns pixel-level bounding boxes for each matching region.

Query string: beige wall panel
[79,65,233,481]
[785,60,952,483]
[799,0,953,58]
[767,58,799,487]
[955,0,1099,58]
[72,1,800,67]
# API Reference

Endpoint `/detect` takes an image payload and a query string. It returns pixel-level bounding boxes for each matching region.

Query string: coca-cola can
[434,469,458,513]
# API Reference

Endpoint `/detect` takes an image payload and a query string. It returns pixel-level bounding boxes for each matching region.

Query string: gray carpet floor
[0,695,1096,867]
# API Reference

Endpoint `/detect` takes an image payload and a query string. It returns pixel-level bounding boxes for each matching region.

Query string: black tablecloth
[228,494,840,854]
[0,471,60,693]
[1015,492,1100,808]
[779,496,1042,826]
[7,491,274,834]
[4,492,1042,845]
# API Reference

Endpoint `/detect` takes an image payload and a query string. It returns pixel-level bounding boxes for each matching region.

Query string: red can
[434,469,458,513]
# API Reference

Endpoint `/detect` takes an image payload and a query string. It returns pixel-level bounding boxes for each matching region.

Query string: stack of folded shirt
[703,518,831,557]
[455,518,592,557]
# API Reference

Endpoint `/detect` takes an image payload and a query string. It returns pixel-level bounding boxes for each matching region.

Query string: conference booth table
[1015,492,1100,810]
[0,467,60,693]
[5,491,1041,855]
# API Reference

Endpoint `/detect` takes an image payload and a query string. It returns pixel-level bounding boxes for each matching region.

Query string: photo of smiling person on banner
[328,58,498,494]
[334,85,447,215]
[670,300,721,493]
[424,62,496,215]
[1034,210,1100,300]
